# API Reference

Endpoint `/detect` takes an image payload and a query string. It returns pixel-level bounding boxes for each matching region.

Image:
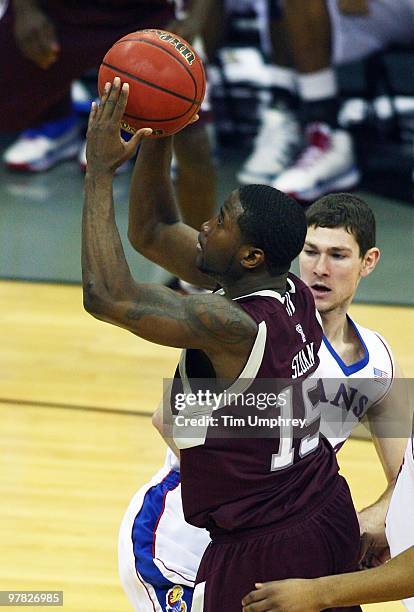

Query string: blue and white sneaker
[237,108,301,185]
[273,122,360,202]
[3,115,81,172]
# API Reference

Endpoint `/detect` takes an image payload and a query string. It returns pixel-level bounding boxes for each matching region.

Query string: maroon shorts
[0,2,211,131]
[195,475,362,612]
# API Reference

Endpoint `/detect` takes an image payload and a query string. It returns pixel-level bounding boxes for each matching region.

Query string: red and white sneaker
[273,122,360,202]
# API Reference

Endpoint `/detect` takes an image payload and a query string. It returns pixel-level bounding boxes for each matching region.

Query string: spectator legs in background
[272,0,359,201]
[238,6,302,185]
[237,0,359,201]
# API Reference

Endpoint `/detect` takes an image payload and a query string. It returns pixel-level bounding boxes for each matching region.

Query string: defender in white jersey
[119,193,408,611]
[315,320,394,451]
[242,427,414,611]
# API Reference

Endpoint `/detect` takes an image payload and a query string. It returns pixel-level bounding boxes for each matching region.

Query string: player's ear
[240,246,264,270]
[360,247,380,278]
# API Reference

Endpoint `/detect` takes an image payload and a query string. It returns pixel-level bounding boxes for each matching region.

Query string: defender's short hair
[306,193,376,256]
[238,185,307,274]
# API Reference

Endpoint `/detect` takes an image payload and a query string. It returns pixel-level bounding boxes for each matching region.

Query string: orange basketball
[98,29,206,137]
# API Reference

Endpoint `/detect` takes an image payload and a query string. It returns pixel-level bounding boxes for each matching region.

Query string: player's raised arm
[128,122,216,290]
[82,78,256,365]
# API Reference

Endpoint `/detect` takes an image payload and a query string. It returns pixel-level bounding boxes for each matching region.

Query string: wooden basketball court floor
[1,280,413,612]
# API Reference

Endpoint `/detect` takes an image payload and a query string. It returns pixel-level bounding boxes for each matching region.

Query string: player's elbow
[83,294,102,319]
[83,281,107,318]
[83,293,117,329]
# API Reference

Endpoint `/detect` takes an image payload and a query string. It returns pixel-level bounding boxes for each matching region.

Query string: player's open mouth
[311,283,331,293]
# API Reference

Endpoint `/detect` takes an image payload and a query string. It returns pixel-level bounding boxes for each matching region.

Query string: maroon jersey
[170,273,339,534]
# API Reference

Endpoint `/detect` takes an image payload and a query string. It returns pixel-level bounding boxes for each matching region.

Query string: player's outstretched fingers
[112,81,130,124]
[101,77,122,119]
[241,586,269,611]
[96,81,111,120]
[87,101,98,132]
[242,600,269,612]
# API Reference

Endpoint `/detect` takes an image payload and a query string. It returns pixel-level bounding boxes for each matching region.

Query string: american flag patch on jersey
[374,367,389,385]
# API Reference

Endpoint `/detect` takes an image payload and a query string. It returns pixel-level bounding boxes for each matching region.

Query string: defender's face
[196,189,244,280]
[299,226,364,314]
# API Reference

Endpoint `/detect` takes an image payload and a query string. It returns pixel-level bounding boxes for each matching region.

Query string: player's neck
[222,272,288,299]
[320,306,351,347]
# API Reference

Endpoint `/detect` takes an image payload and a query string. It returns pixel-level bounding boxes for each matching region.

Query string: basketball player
[82,78,361,612]
[241,423,414,611]
[119,193,407,611]
[300,192,408,561]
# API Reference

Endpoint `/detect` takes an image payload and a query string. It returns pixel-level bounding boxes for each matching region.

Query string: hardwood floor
[1,280,412,611]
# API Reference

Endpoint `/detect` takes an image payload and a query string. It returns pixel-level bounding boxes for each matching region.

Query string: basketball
[98,29,206,137]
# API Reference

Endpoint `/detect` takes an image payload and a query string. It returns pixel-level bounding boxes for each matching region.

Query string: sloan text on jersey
[292,342,315,378]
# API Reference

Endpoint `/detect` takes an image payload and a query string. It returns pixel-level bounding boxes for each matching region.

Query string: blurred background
[1,0,413,301]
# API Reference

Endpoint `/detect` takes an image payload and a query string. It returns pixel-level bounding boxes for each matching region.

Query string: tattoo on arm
[125,289,254,346]
[125,287,184,322]
[185,298,252,345]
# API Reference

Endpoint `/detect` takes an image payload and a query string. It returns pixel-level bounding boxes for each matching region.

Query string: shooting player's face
[299,225,365,314]
[196,190,245,280]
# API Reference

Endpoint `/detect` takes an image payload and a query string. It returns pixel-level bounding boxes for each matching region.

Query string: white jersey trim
[177,285,301,410]
[232,289,284,302]
[178,320,267,412]
[315,308,323,328]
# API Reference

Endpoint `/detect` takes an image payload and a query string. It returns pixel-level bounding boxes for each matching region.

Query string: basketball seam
[101,61,201,105]
[112,36,200,99]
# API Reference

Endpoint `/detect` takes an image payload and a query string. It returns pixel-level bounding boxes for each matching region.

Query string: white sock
[297,68,338,101]
[268,65,296,93]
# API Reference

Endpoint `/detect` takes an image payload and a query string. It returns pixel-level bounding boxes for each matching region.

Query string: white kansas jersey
[386,433,414,611]
[118,449,211,611]
[313,316,394,450]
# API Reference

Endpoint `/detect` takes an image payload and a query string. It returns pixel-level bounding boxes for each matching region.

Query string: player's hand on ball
[242,579,321,612]
[86,77,152,174]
